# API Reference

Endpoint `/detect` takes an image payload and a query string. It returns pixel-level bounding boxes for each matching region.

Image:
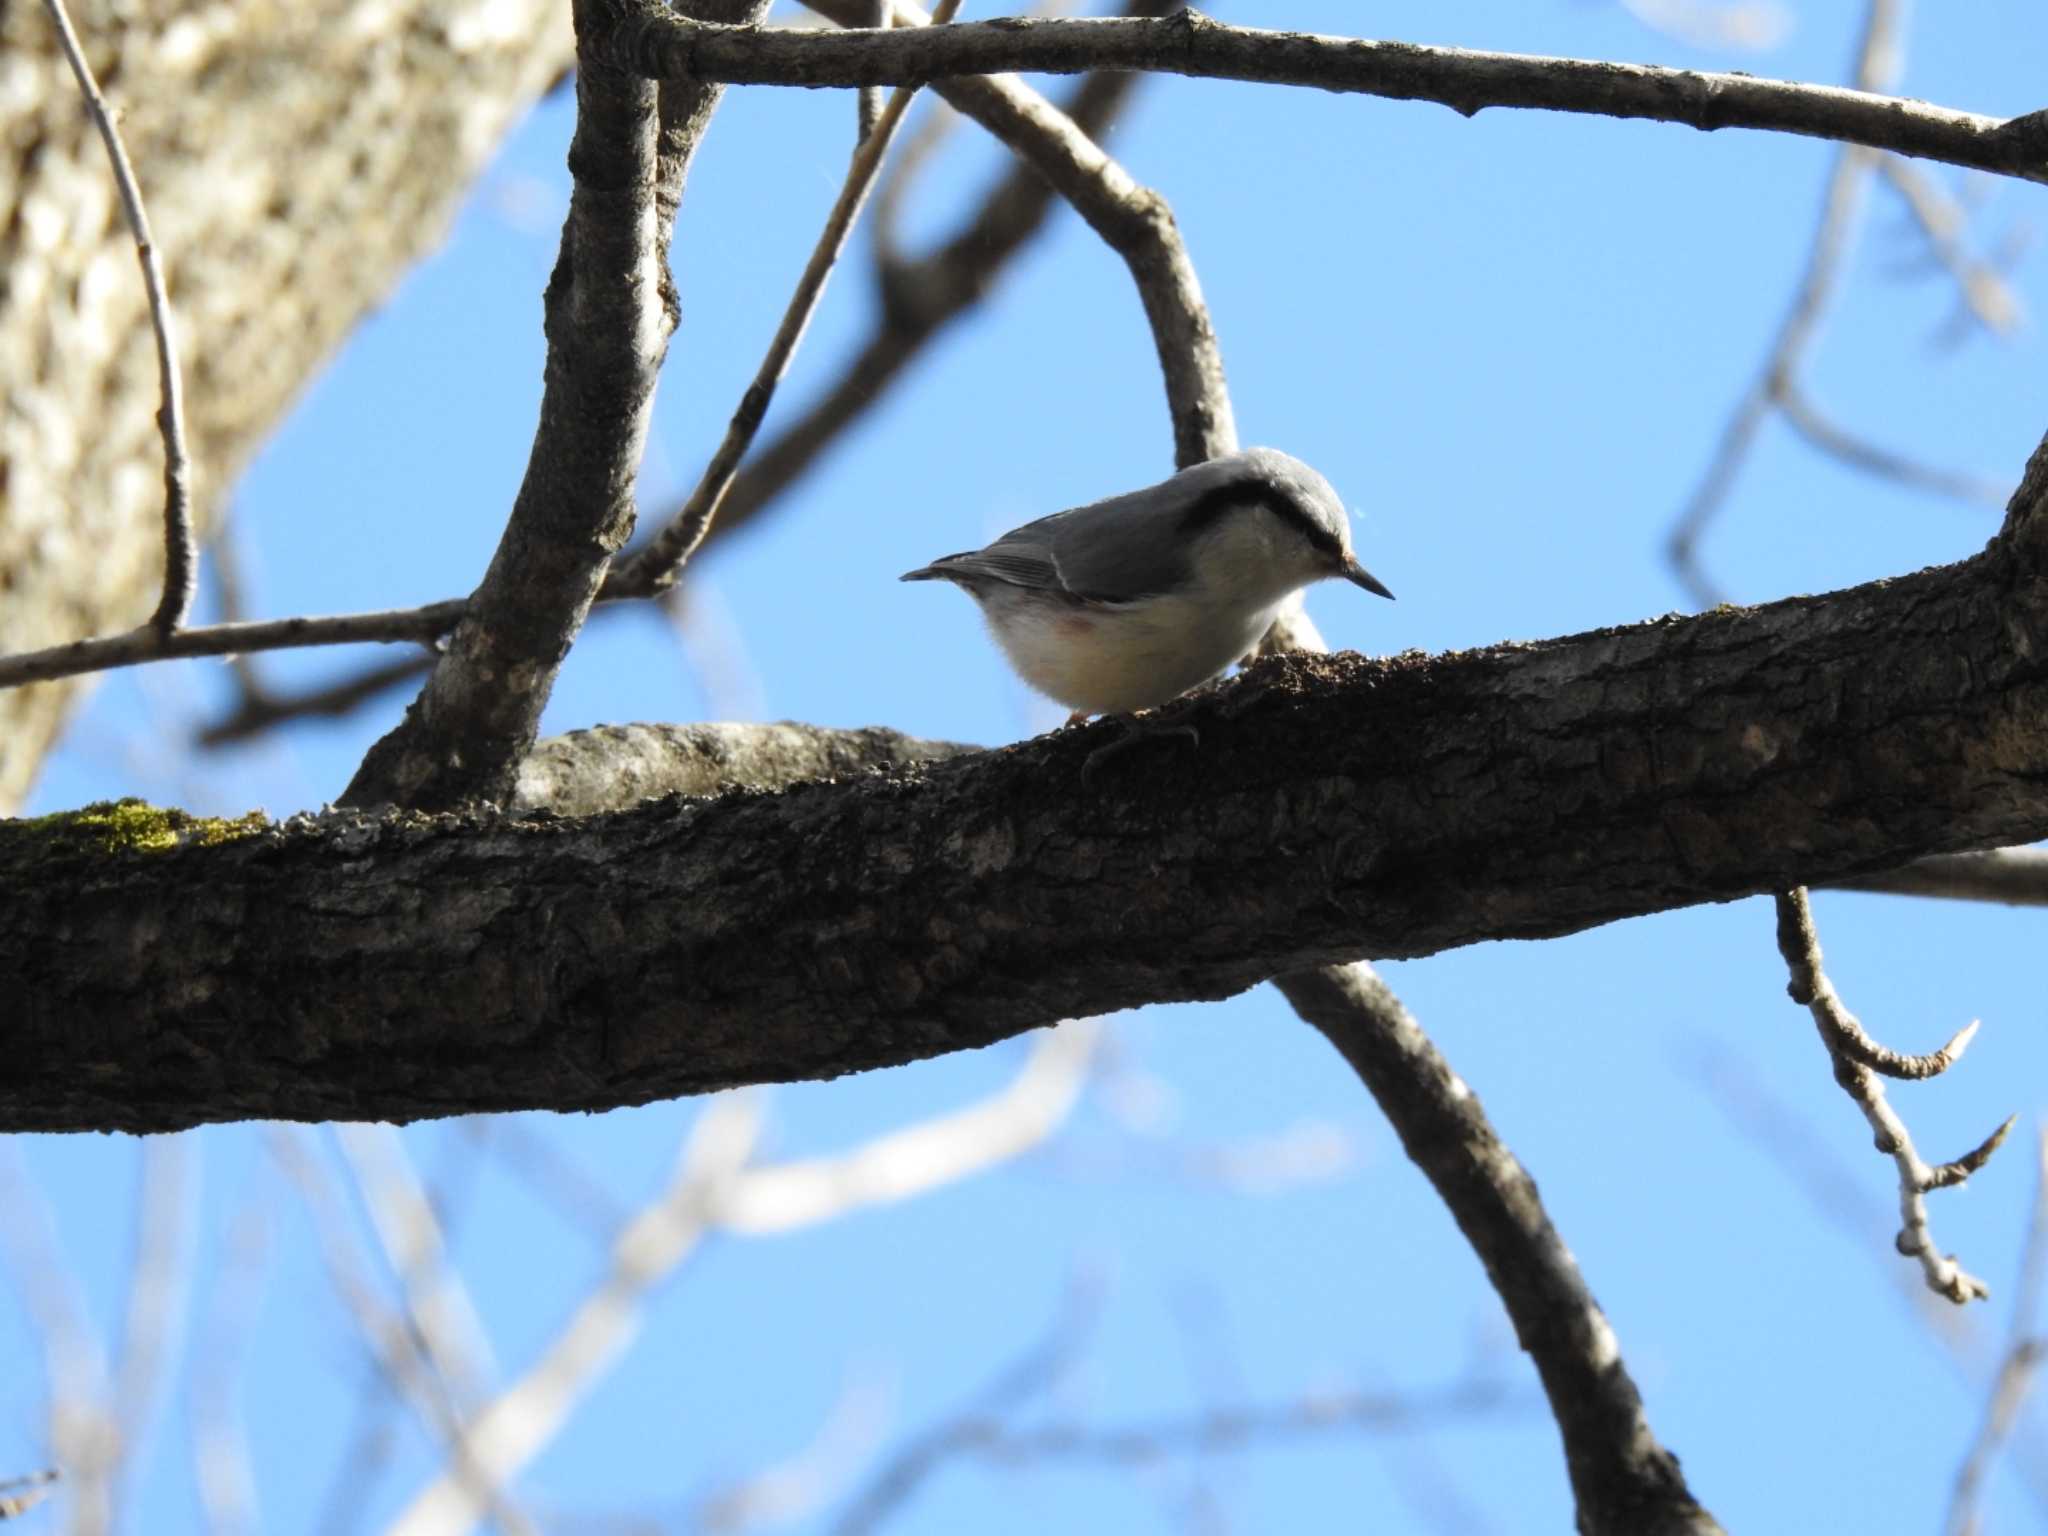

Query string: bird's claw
[1080,714,1201,784]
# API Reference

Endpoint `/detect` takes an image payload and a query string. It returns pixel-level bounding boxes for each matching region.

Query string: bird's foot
[1080,710,1202,784]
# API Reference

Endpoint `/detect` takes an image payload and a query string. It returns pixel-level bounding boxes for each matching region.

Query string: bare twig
[385,1095,765,1536]
[336,1124,498,1412]
[837,1374,1513,1536]
[0,1143,111,1533]
[1879,156,2025,338]
[693,1371,895,1533]
[789,0,1233,468]
[610,0,965,597]
[269,1129,536,1536]
[185,24,1163,747]
[109,1138,197,1528]
[0,603,465,691]
[628,2,1169,562]
[1664,0,2011,602]
[831,1280,1105,1536]
[1775,383,2011,507]
[190,1192,272,1536]
[392,1024,1096,1536]
[1947,1128,2048,1536]
[0,1472,60,1522]
[196,653,435,747]
[712,1020,1098,1234]
[40,0,196,633]
[1773,888,2014,1303]
[1667,0,1902,606]
[601,7,2045,184]
[1824,849,2048,906]
[461,1119,625,1241]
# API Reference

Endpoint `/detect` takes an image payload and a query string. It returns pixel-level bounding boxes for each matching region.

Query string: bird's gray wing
[1045,482,1203,602]
[915,511,1067,591]
[915,459,1245,599]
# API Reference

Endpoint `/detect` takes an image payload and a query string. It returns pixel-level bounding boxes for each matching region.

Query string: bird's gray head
[1173,447,1394,602]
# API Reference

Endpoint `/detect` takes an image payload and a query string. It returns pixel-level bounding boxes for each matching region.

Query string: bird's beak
[1341,558,1395,601]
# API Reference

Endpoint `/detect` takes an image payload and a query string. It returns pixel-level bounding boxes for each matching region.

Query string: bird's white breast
[974,585,1284,717]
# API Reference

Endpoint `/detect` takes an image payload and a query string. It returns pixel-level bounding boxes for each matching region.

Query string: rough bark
[8,523,2048,1132]
[0,0,576,812]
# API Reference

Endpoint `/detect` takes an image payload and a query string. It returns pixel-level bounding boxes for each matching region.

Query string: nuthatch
[901,448,1393,728]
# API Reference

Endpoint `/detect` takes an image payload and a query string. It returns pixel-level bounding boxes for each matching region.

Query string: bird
[899,447,1393,739]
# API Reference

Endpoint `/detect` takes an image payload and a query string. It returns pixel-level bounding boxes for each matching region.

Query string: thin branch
[0,603,465,692]
[204,514,285,716]
[394,1024,1095,1536]
[196,653,435,748]
[109,1138,197,1528]
[1947,1128,2048,1536]
[335,1124,498,1413]
[624,4,1170,569]
[269,1130,536,1536]
[600,7,2045,184]
[1775,382,2011,507]
[1667,0,1902,606]
[838,1375,1513,1536]
[610,0,965,598]
[694,1370,895,1533]
[190,1191,272,1536]
[385,1095,765,1536]
[1827,848,2048,907]
[1879,155,2026,338]
[1773,887,2014,1303]
[0,1473,60,1523]
[830,1281,1105,1536]
[797,0,1234,467]
[39,0,196,633]
[711,1020,1098,1234]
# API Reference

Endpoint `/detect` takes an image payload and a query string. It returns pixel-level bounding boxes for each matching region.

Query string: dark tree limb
[598,6,2048,185]
[1281,965,1723,1536]
[10,484,2048,1132]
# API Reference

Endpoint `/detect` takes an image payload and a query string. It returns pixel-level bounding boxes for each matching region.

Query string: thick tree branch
[10,513,2048,1131]
[598,7,2048,185]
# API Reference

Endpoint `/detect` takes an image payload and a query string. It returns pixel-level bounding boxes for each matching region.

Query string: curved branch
[600,7,2047,184]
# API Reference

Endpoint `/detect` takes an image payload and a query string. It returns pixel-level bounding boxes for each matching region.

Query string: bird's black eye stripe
[1181,477,1340,557]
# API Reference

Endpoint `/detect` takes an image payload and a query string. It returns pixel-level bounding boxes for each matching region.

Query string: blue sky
[14,2,2048,1531]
